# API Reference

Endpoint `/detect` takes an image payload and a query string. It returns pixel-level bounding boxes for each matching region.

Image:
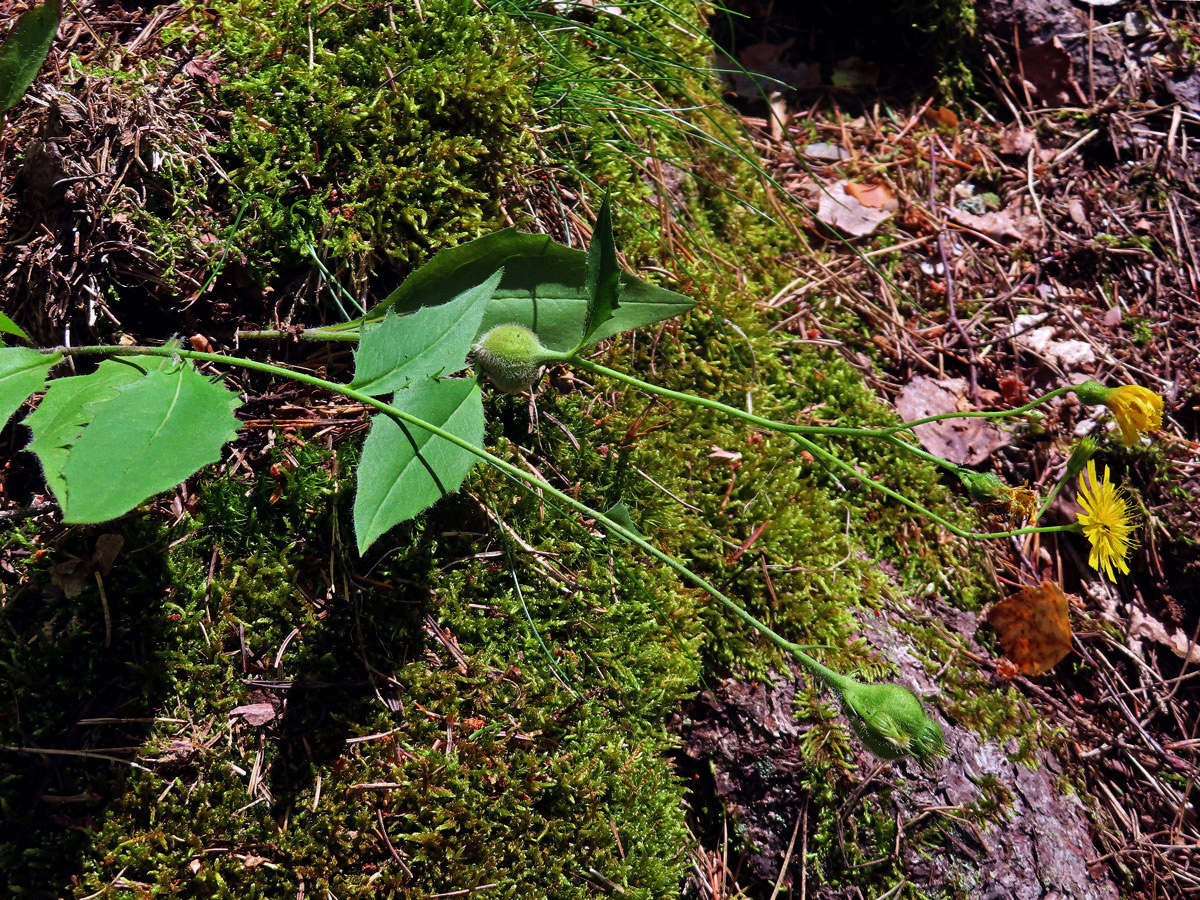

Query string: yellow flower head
[1076,461,1138,581]
[1104,385,1163,446]
[956,470,1040,526]
[1002,483,1039,526]
[1075,381,1164,445]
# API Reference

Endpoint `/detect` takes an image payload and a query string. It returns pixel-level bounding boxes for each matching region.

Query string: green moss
[161,0,535,295]
[0,516,202,894]
[0,427,701,898]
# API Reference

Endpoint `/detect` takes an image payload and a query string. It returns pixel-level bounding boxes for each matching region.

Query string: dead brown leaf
[948,205,1044,247]
[998,125,1036,156]
[816,180,893,237]
[925,106,958,131]
[844,180,898,210]
[1020,38,1084,106]
[50,558,93,600]
[1129,606,1200,664]
[894,376,1010,466]
[182,57,221,86]
[738,38,795,72]
[987,581,1075,676]
[92,534,124,575]
[48,535,125,598]
[229,702,277,726]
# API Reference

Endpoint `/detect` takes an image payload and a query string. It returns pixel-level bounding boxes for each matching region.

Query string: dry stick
[929,137,980,406]
[0,501,56,522]
[1087,5,1095,106]
[768,808,804,900]
[95,570,112,648]
[0,744,152,772]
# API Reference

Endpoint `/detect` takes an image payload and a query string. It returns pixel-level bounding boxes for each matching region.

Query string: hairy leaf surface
[362,228,692,352]
[59,360,242,523]
[354,377,483,554]
[604,501,643,542]
[0,0,61,114]
[582,194,622,348]
[0,312,29,342]
[25,356,170,505]
[351,269,501,396]
[0,347,59,430]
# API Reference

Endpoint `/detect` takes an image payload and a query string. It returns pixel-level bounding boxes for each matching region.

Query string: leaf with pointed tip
[581,194,621,348]
[354,377,483,554]
[0,312,29,343]
[58,360,242,523]
[362,228,692,353]
[350,269,501,396]
[0,0,61,115]
[604,501,643,543]
[0,346,59,430]
[25,356,170,505]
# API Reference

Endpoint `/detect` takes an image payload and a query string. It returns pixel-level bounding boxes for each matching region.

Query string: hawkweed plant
[2,199,1162,762]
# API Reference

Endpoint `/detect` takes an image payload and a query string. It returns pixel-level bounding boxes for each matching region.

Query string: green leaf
[0,346,59,430]
[604,501,643,542]
[350,269,501,396]
[363,228,693,353]
[354,377,484,554]
[58,359,242,523]
[0,312,29,342]
[0,0,61,115]
[581,194,621,348]
[25,356,170,505]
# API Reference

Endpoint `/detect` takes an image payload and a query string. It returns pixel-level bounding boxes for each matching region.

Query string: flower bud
[1071,380,1111,406]
[1063,437,1098,482]
[957,469,1007,504]
[471,324,557,393]
[838,680,946,762]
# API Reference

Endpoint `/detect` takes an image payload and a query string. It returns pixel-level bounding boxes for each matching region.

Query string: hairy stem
[790,432,1078,541]
[236,329,362,342]
[1036,471,1073,521]
[236,330,1073,444]
[56,344,846,687]
[572,358,1077,539]
[571,358,1068,457]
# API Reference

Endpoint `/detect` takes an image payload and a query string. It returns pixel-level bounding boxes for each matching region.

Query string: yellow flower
[1002,483,1038,526]
[1076,461,1138,581]
[1104,385,1163,446]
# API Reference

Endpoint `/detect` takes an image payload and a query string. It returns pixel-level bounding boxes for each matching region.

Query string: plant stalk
[55,344,845,686]
[570,358,1074,437]
[789,432,1078,541]
[572,358,1075,540]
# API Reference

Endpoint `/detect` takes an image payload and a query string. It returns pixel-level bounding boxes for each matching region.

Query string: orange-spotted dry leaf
[995,658,1020,680]
[986,580,1073,676]
[844,180,898,211]
[925,106,959,131]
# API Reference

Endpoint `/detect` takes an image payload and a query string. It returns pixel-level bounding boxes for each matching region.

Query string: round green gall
[839,680,946,762]
[471,324,558,394]
[957,469,1008,505]
[1071,380,1111,406]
